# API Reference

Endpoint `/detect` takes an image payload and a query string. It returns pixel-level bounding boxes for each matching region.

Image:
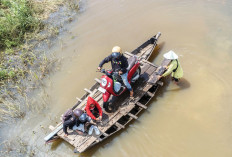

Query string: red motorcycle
[98,55,141,111]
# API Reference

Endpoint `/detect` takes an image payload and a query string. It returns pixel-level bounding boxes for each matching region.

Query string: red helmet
[73,108,83,117]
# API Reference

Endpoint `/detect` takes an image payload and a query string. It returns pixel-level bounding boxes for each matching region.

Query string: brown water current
[2,0,232,156]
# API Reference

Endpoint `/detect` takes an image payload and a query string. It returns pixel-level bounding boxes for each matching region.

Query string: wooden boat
[44,32,170,153]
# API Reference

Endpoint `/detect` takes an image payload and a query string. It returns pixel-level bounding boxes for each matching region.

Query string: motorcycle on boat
[97,55,141,112]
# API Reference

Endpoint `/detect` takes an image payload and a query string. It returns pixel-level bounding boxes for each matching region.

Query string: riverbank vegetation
[0,0,79,122]
[0,0,42,49]
[0,1,78,156]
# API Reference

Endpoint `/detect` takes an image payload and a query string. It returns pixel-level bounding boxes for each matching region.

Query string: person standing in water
[158,50,183,83]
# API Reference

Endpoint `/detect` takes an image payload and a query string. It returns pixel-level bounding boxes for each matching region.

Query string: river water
[2,0,232,156]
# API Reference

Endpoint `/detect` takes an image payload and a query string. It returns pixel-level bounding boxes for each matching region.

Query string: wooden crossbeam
[128,113,138,119]
[49,125,55,131]
[115,122,125,129]
[84,88,92,94]
[124,51,133,56]
[157,81,163,86]
[96,138,102,143]
[102,132,109,137]
[76,97,82,102]
[136,102,147,109]
[141,59,158,68]
[94,78,101,84]
[147,91,154,97]
[89,89,98,97]
[44,124,63,142]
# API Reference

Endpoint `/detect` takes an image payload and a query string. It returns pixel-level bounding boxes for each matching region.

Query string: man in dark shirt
[97,46,133,97]
[63,108,83,137]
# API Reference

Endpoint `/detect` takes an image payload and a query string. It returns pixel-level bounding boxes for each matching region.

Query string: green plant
[8,70,16,79]
[0,0,43,49]
[0,68,17,80]
[0,69,8,80]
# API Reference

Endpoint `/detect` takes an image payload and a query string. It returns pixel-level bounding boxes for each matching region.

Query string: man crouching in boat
[63,108,100,137]
[84,96,103,122]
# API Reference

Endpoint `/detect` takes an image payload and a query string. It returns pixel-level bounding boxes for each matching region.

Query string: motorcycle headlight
[101,78,107,87]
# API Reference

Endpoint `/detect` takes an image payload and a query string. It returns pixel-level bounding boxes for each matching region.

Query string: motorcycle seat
[126,55,137,71]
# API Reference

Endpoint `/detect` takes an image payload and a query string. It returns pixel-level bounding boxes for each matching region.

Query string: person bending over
[63,108,83,137]
[158,50,183,83]
[84,96,103,121]
[63,108,100,137]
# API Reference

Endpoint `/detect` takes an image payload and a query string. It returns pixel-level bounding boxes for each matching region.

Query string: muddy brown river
[2,0,232,156]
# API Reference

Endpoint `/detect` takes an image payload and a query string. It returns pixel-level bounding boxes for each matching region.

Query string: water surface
[3,0,232,156]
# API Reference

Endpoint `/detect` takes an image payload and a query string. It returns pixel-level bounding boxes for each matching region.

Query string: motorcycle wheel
[103,101,114,113]
[103,102,108,110]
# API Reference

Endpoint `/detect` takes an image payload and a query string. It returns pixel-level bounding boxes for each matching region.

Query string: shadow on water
[51,139,63,150]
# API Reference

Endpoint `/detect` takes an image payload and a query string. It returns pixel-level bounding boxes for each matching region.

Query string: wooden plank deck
[47,51,170,152]
[44,32,169,152]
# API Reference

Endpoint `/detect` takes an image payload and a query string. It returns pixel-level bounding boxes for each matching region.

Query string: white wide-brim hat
[163,50,178,60]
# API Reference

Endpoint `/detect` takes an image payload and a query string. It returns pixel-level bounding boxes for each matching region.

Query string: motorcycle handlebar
[101,69,106,73]
[96,69,105,73]
[96,69,119,76]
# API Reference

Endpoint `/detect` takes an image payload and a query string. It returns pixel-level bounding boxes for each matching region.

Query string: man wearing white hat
[158,50,183,83]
